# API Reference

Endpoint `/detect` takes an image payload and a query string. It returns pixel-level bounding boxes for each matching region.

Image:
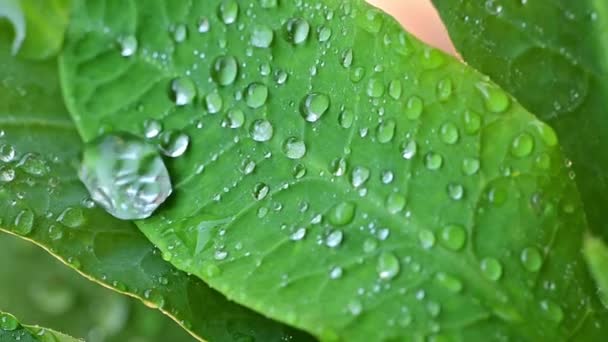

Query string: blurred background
[0,1,454,341]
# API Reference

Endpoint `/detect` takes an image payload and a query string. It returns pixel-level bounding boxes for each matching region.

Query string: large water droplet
[376,119,396,143]
[418,230,436,249]
[0,143,16,162]
[511,132,534,158]
[159,130,190,158]
[424,152,443,170]
[218,0,239,24]
[251,24,274,48]
[118,35,138,57]
[405,96,423,120]
[252,182,269,201]
[285,18,310,45]
[14,209,34,235]
[301,93,330,122]
[377,252,400,280]
[250,119,274,142]
[245,83,269,109]
[328,201,356,226]
[480,257,503,281]
[520,247,543,272]
[212,56,238,86]
[0,312,18,331]
[326,230,344,248]
[79,133,172,220]
[440,122,459,145]
[282,137,306,159]
[440,225,466,250]
[476,82,510,113]
[290,227,307,241]
[170,77,196,106]
[351,166,370,188]
[462,157,480,175]
[143,119,163,138]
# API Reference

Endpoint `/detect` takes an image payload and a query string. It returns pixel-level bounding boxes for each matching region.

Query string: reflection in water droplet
[285,18,310,45]
[480,257,503,281]
[511,132,535,158]
[79,133,172,220]
[252,183,269,201]
[14,209,34,235]
[159,130,190,158]
[282,137,306,159]
[290,227,307,241]
[424,152,443,170]
[401,140,417,160]
[143,119,163,138]
[440,225,466,250]
[351,166,370,188]
[301,93,330,122]
[245,82,269,108]
[326,230,344,248]
[440,122,459,145]
[212,56,238,86]
[405,96,423,120]
[57,207,85,228]
[218,0,239,24]
[462,158,480,175]
[170,77,197,106]
[118,35,138,57]
[328,201,356,226]
[251,24,274,48]
[376,119,396,143]
[418,230,435,249]
[0,144,16,162]
[377,252,400,280]
[250,119,274,142]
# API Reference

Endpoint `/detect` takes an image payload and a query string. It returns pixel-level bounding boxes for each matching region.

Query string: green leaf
[583,235,608,308]
[431,0,608,239]
[0,25,311,342]
[0,0,72,59]
[0,233,193,342]
[60,0,608,340]
[0,310,81,342]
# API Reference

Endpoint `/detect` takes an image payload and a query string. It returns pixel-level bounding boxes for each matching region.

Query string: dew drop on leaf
[520,247,543,272]
[252,183,270,201]
[282,137,307,159]
[377,252,400,280]
[326,230,344,248]
[204,92,223,114]
[143,119,163,139]
[118,35,137,57]
[17,153,49,176]
[218,0,239,25]
[158,130,190,158]
[13,209,34,235]
[447,183,464,201]
[386,193,406,214]
[249,119,274,142]
[245,82,269,109]
[351,166,370,188]
[388,79,402,100]
[285,18,310,45]
[211,55,238,86]
[480,257,503,281]
[418,229,436,249]
[462,157,480,175]
[329,266,343,279]
[401,140,417,160]
[251,24,274,48]
[463,110,482,134]
[79,133,173,220]
[476,82,511,113]
[424,152,443,171]
[301,93,330,122]
[290,227,307,241]
[0,313,18,331]
[435,272,463,293]
[224,108,245,128]
[405,96,423,120]
[376,119,396,143]
[440,122,459,144]
[0,143,15,162]
[540,300,564,323]
[170,77,196,106]
[57,207,85,228]
[511,132,535,158]
[439,224,466,251]
[328,201,356,226]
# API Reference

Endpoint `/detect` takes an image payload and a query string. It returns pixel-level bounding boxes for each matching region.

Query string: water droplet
[225,108,245,128]
[405,96,423,120]
[252,183,269,201]
[250,119,274,142]
[435,272,463,293]
[211,56,238,86]
[317,26,332,42]
[197,17,210,33]
[424,152,443,170]
[329,266,343,279]
[376,119,396,143]
[17,153,48,176]
[440,225,466,250]
[0,313,18,331]
[511,132,534,158]
[377,252,400,280]
[338,109,354,128]
[79,133,172,220]
[0,144,16,162]
[293,164,306,179]
[386,193,406,214]
[328,201,356,226]
[159,130,190,157]
[534,121,558,147]
[214,249,228,261]
[351,166,370,188]
[0,166,15,182]
[388,80,402,100]
[251,24,274,48]
[170,77,196,106]
[240,159,256,175]
[463,110,482,134]
[367,78,384,98]
[341,49,353,68]
[326,230,344,248]
[218,0,239,24]
[245,82,269,108]
[476,82,510,113]
[143,119,163,138]
[540,300,563,323]
[285,18,310,45]
[290,227,307,241]
[520,247,543,272]
[418,229,436,249]
[381,170,394,184]
[447,183,464,201]
[440,122,459,144]
[301,93,330,122]
[330,157,347,176]
[14,209,34,235]
[282,137,306,159]
[462,158,480,175]
[204,92,223,114]
[363,238,378,253]
[347,300,363,316]
[437,78,453,101]
[57,207,84,228]
[401,140,417,160]
[172,24,188,43]
[480,257,503,281]
[118,35,137,57]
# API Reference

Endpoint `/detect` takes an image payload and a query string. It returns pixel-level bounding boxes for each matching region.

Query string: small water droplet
[0,166,15,182]
[341,49,353,68]
[480,257,503,281]
[245,82,269,108]
[212,56,238,86]
[440,122,459,144]
[418,230,436,249]
[386,193,406,214]
[351,166,370,188]
[57,207,85,228]
[251,24,274,48]
[377,252,400,280]
[301,93,330,122]
[285,18,310,45]
[463,110,482,134]
[435,272,463,293]
[440,225,466,251]
[252,183,269,201]
[118,35,138,57]
[424,152,443,170]
[462,158,480,175]
[330,157,347,176]
[338,109,354,128]
[366,78,384,98]
[328,201,356,226]
[401,140,417,160]
[240,159,256,175]
[540,300,563,323]
[0,313,19,331]
[290,227,307,241]
[447,183,464,201]
[520,247,543,272]
[204,92,223,114]
[0,144,16,162]
[14,209,34,235]
[511,132,535,158]
[218,0,239,24]
[172,24,188,43]
[405,96,424,120]
[347,300,363,316]
[17,153,49,176]
[381,170,394,184]
[170,77,197,106]
[326,230,344,248]
[376,119,396,143]
[437,78,453,101]
[143,119,163,138]
[198,17,211,33]
[282,137,306,159]
[250,119,274,142]
[476,82,510,113]
[329,266,343,279]
[388,80,402,100]
[225,108,245,128]
[159,130,190,158]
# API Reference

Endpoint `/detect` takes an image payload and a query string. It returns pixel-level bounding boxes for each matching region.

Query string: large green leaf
[0,233,194,342]
[430,0,608,240]
[0,25,311,342]
[60,0,608,340]
[0,310,80,342]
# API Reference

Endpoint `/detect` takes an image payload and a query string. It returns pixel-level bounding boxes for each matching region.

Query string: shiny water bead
[252,183,269,200]
[218,0,239,24]
[57,207,85,228]
[436,78,453,101]
[367,78,384,98]
[540,300,564,323]
[377,252,400,280]
[0,166,15,182]
[418,229,436,249]
[477,82,511,113]
[341,49,354,68]
[534,121,558,147]
[290,227,307,241]
[435,272,463,293]
[245,83,269,108]
[0,143,15,162]
[250,119,274,142]
[328,201,356,226]
[204,92,223,114]
[197,17,210,33]
[480,258,503,281]
[520,247,543,272]
[251,24,274,48]
[326,230,344,248]
[351,166,370,188]
[405,96,424,120]
[462,110,482,134]
[170,77,196,106]
[259,0,278,8]
[285,18,310,45]
[282,137,306,159]
[159,130,190,157]
[329,266,343,279]
[440,225,466,250]
[424,152,443,170]
[386,193,406,214]
[172,24,188,43]
[511,132,535,158]
[338,109,354,128]
[118,35,137,57]
[0,312,18,331]
[462,158,480,175]
[79,133,172,220]
[14,209,34,235]
[225,108,245,128]
[401,140,417,160]
[211,56,238,86]
[388,80,402,100]
[17,153,49,176]
[440,122,459,144]
[447,183,464,201]
[376,119,396,143]
[301,93,330,122]
[143,119,163,138]
[317,26,332,42]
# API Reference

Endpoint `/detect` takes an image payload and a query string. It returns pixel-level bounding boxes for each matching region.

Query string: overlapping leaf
[60,0,608,340]
[0,310,80,342]
[0,25,311,342]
